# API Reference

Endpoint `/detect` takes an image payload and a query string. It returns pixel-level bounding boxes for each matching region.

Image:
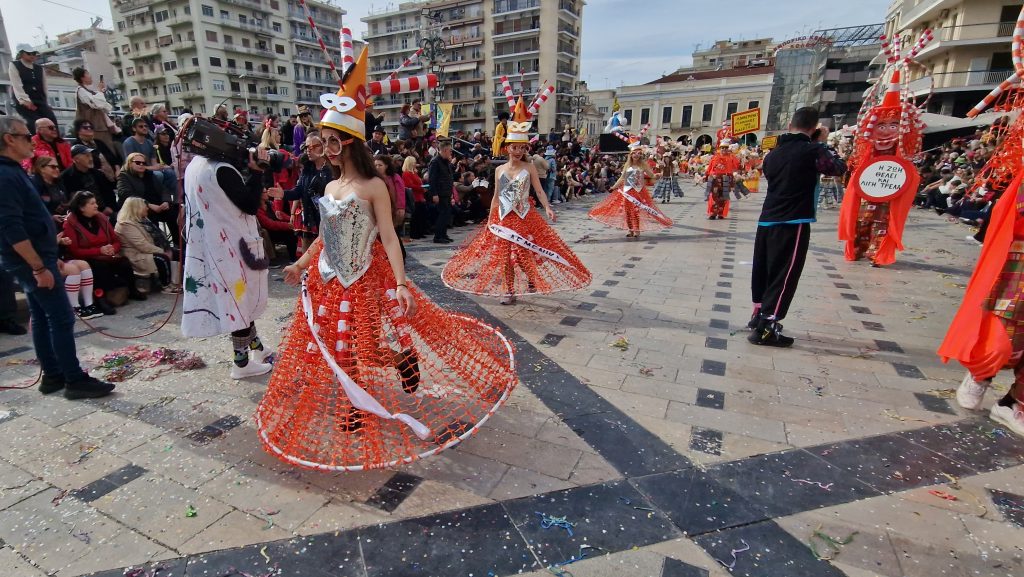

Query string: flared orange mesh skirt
[256,241,517,471]
[588,186,673,231]
[442,207,591,297]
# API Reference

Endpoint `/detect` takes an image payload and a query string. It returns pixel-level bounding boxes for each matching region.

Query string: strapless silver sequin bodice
[497,169,531,220]
[624,167,644,191]
[318,195,378,287]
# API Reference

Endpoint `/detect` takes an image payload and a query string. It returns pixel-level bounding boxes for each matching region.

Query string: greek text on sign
[761,135,778,149]
[731,108,761,137]
[858,159,908,201]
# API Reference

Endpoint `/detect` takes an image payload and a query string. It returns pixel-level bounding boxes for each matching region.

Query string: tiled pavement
[1,180,1023,577]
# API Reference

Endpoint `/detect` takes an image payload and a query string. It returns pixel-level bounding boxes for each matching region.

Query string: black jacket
[427,155,454,200]
[758,133,846,224]
[61,165,117,211]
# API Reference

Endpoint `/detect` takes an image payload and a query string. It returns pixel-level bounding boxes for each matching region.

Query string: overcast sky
[6,0,891,87]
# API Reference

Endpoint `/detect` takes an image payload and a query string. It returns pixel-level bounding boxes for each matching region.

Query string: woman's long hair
[68,191,97,218]
[402,155,417,173]
[31,155,55,176]
[118,197,148,225]
[322,127,379,182]
[124,152,147,173]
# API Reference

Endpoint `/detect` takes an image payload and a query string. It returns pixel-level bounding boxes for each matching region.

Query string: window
[245,61,254,71]
[662,106,672,125]
[224,34,233,44]
[158,35,172,47]
[702,103,713,122]
[212,79,225,91]
[277,66,286,74]
[239,14,247,24]
[191,57,199,66]
[639,108,650,126]
[623,109,633,125]
[118,21,125,31]
[227,58,236,68]
[726,102,738,118]
[748,100,759,110]
[201,5,213,17]
[163,61,177,71]
[260,64,270,73]
[155,10,168,22]
[167,83,182,93]
[248,83,257,93]
[276,44,285,54]
[206,31,218,42]
[681,105,692,127]
[273,22,282,32]
[220,10,229,19]
[130,88,139,96]
[270,0,280,8]
[280,87,289,96]
[230,81,241,92]
[209,56,222,67]
[242,38,251,48]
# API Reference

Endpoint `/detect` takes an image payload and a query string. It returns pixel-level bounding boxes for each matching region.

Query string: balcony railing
[287,8,341,28]
[166,14,193,27]
[114,0,155,13]
[175,65,201,77]
[930,69,1014,90]
[291,31,340,48]
[558,0,579,16]
[219,16,269,34]
[493,25,540,38]
[128,46,162,59]
[494,0,541,15]
[220,0,269,13]
[170,41,197,52]
[222,43,275,58]
[932,21,1015,43]
[901,0,946,29]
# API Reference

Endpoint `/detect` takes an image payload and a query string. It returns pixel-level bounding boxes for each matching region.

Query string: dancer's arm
[282,236,319,285]
[527,164,556,222]
[369,178,416,317]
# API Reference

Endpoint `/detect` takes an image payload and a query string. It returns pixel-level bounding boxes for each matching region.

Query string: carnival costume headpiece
[499,76,554,145]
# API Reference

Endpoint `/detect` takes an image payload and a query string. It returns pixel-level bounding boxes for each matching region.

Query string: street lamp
[238,73,251,115]
[832,113,844,130]
[570,84,590,132]
[420,14,447,109]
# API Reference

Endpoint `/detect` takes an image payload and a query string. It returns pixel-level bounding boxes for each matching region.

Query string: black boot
[39,373,65,395]
[747,317,795,348]
[746,308,761,330]
[396,350,420,394]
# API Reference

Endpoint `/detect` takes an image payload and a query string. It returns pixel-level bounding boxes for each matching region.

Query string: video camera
[181,117,285,172]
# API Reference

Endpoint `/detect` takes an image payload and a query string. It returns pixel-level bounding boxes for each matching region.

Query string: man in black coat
[428,141,455,243]
[748,107,847,347]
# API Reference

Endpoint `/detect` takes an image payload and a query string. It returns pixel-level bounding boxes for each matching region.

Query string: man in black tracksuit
[748,107,847,347]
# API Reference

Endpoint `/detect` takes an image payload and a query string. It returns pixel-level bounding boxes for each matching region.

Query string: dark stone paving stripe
[73,326,108,338]
[560,316,582,327]
[185,415,242,445]
[603,280,619,286]
[712,304,731,313]
[862,321,885,332]
[700,360,726,376]
[705,337,728,350]
[623,263,636,269]
[717,281,732,288]
[613,271,627,277]
[695,389,725,410]
[689,429,723,456]
[135,309,170,320]
[827,273,843,279]
[990,490,1024,529]
[875,340,905,354]
[591,290,609,298]
[662,558,710,577]
[73,464,147,503]
[851,306,872,314]
[692,520,848,577]
[576,302,596,311]
[913,392,956,415]
[0,345,32,359]
[709,319,729,330]
[892,362,926,379]
[714,292,731,299]
[840,293,860,301]
[364,472,424,513]
[540,334,565,347]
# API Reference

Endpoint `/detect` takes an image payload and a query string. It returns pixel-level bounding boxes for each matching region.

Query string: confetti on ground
[51,489,70,507]
[185,504,197,518]
[98,345,206,383]
[929,489,958,501]
[716,538,750,570]
[610,337,629,351]
[70,444,99,465]
[536,512,576,536]
[259,545,271,564]
[639,367,655,376]
[882,409,932,424]
[927,388,957,399]
[808,527,857,560]
[791,478,834,491]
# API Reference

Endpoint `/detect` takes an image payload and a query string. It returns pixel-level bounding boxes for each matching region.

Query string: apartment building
[108,0,352,121]
[0,8,13,114]
[687,38,776,72]
[34,27,117,96]
[362,0,584,136]
[887,0,1023,116]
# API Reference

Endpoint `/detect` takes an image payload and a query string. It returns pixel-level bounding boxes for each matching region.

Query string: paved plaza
[1,179,1022,577]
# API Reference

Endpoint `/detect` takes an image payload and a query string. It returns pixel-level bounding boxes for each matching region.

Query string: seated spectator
[72,118,121,182]
[169,112,196,196]
[29,155,69,219]
[23,117,71,172]
[123,117,176,196]
[117,152,180,245]
[454,170,487,224]
[62,191,143,306]
[256,188,297,264]
[61,144,116,216]
[150,103,177,140]
[375,155,407,238]
[115,197,176,295]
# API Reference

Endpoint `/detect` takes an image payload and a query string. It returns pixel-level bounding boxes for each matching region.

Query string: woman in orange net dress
[588,136,673,237]
[256,47,517,471]
[442,95,591,305]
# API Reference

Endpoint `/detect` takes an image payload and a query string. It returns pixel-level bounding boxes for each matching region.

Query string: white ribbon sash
[488,224,572,268]
[621,187,667,219]
[300,274,431,440]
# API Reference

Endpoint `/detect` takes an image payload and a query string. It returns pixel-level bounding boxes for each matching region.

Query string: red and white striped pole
[388,47,424,80]
[340,27,355,75]
[368,74,439,96]
[527,85,554,117]
[500,76,516,109]
[297,0,343,87]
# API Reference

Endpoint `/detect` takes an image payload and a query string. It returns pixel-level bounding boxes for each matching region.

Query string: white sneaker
[989,402,1024,438]
[250,348,275,365]
[230,361,273,379]
[955,372,990,410]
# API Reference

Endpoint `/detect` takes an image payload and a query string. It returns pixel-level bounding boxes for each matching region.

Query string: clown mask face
[872,120,900,153]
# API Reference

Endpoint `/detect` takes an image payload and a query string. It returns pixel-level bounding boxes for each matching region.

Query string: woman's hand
[283,264,303,286]
[396,285,416,317]
[56,232,71,246]
[100,244,116,256]
[546,206,557,222]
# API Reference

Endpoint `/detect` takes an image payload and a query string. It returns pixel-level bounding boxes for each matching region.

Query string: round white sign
[857,159,908,201]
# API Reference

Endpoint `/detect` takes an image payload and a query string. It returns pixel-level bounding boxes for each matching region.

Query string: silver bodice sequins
[498,169,531,221]
[318,195,378,287]
[624,167,644,191]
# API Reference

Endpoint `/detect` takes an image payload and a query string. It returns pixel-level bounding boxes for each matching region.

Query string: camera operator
[180,118,283,379]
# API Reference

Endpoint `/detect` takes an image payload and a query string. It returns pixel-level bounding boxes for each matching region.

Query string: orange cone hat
[319,46,369,141]
[505,96,533,143]
[874,69,903,122]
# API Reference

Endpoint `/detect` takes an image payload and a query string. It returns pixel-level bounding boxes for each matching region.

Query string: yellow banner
[425,103,454,138]
[731,108,761,137]
[761,135,779,149]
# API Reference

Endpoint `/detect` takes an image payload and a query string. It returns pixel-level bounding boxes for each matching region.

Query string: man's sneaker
[0,318,27,336]
[64,375,115,400]
[747,321,795,348]
[39,373,65,395]
[989,402,1024,438]
[230,361,272,379]
[955,372,989,410]
[77,305,104,320]
[746,310,761,331]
